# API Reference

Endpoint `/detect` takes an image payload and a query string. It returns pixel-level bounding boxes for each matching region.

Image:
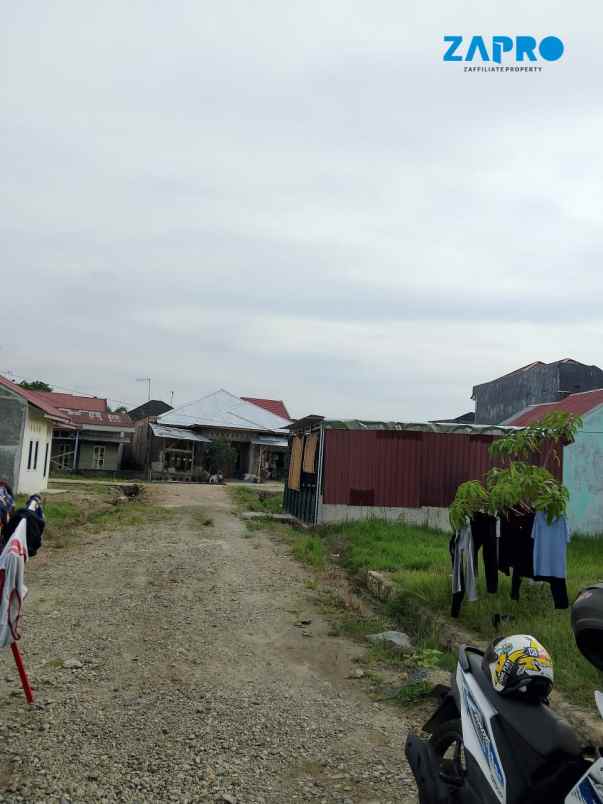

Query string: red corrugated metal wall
[322,430,561,508]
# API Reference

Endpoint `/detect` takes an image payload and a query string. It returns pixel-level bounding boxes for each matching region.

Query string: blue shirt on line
[532,511,570,579]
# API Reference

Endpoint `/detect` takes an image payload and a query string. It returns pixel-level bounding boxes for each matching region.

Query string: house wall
[308,427,560,528]
[0,384,26,491]
[78,442,120,471]
[17,407,53,494]
[565,408,603,535]
[474,364,559,424]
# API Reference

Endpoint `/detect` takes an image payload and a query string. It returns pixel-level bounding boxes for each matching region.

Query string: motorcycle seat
[466,650,581,759]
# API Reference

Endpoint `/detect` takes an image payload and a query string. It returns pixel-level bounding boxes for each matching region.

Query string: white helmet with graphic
[482,634,553,702]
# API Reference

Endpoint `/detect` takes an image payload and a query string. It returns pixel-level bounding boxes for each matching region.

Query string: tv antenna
[136,377,152,401]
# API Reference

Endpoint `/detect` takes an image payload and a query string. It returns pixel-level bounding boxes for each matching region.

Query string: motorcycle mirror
[595,690,603,720]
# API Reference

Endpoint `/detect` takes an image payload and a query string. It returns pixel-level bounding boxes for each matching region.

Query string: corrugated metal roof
[322,419,520,436]
[158,389,290,433]
[150,424,211,443]
[67,410,134,430]
[504,389,603,426]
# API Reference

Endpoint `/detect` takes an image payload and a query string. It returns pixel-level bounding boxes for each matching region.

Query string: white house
[0,375,72,494]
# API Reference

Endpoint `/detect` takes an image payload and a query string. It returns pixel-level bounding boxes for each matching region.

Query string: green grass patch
[305,518,603,708]
[85,502,171,532]
[228,486,283,514]
[291,534,327,568]
[393,680,433,704]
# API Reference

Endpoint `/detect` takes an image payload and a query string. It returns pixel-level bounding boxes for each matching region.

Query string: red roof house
[31,390,134,475]
[505,388,603,536]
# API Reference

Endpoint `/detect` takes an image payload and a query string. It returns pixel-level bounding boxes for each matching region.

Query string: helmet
[571,583,603,671]
[482,635,553,702]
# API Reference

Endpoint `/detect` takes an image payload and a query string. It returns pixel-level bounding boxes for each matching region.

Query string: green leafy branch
[449,412,580,530]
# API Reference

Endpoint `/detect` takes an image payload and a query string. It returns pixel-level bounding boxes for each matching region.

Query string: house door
[93,445,105,469]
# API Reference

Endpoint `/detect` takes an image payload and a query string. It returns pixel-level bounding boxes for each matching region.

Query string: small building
[128,399,173,422]
[132,389,291,481]
[472,358,603,424]
[35,392,135,475]
[283,416,558,529]
[0,375,73,494]
[505,389,603,536]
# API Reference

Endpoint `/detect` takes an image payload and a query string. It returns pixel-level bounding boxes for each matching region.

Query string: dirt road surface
[0,485,420,803]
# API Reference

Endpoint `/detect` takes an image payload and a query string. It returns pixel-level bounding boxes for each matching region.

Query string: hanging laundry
[0,519,28,649]
[500,511,568,609]
[470,512,499,594]
[287,436,303,491]
[532,512,570,579]
[450,525,478,618]
[0,482,14,534]
[302,434,318,474]
[2,496,45,557]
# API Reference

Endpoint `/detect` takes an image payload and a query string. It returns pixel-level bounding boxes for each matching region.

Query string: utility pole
[170,390,174,406]
[136,377,151,401]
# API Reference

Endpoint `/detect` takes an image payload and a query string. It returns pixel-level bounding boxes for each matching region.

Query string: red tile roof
[241,397,290,420]
[0,375,73,425]
[505,388,603,426]
[35,391,108,413]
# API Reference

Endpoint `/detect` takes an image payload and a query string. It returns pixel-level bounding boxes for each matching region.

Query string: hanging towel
[450,525,478,617]
[288,436,303,491]
[302,434,318,474]
[0,519,28,649]
[532,512,570,578]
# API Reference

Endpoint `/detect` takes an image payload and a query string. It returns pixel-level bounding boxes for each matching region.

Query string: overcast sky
[2,3,601,420]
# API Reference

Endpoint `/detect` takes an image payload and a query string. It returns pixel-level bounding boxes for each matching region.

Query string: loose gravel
[0,484,419,803]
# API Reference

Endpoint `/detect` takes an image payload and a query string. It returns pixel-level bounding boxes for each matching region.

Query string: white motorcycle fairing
[458,663,507,804]
[565,757,603,803]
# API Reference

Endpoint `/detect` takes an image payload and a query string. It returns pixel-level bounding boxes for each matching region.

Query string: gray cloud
[2,2,602,420]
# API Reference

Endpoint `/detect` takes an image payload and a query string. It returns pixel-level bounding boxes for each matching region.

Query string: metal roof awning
[252,435,288,447]
[150,423,211,443]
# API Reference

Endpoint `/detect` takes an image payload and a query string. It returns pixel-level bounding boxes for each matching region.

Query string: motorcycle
[405,584,603,804]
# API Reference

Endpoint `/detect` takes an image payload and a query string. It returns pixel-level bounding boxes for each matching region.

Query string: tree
[111,406,128,414]
[449,412,581,531]
[19,380,52,392]
[207,437,237,475]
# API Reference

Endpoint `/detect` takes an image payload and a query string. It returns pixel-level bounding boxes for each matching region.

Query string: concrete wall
[565,407,603,536]
[18,407,53,494]
[0,385,26,491]
[318,501,452,532]
[78,441,120,471]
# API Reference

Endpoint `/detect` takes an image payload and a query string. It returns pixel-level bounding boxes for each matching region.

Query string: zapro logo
[443,36,564,63]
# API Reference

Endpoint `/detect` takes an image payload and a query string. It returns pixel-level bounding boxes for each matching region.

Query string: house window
[33,441,39,470]
[93,445,105,469]
[27,440,33,469]
[43,443,49,477]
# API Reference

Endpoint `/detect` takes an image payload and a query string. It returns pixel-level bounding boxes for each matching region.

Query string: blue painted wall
[565,405,603,536]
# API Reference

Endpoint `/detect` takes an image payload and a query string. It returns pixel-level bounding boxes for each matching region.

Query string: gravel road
[0,484,420,803]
